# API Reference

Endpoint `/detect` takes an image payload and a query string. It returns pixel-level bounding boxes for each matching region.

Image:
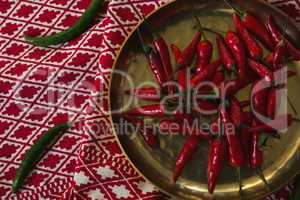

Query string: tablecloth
[0,0,298,199]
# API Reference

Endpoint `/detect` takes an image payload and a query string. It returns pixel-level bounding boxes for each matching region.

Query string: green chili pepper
[12,122,72,193]
[24,0,104,46]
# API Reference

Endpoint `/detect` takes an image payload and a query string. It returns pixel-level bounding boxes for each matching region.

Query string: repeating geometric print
[0,0,298,199]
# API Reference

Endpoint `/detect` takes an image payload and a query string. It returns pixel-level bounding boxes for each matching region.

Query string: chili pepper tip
[223,0,245,17]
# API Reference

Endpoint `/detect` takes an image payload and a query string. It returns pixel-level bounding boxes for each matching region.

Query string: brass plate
[109,0,300,199]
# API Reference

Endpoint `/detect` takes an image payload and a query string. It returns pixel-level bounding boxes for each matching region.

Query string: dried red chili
[267,87,277,119]
[196,40,213,73]
[173,136,200,182]
[171,44,182,63]
[207,139,226,193]
[224,0,275,50]
[267,15,300,61]
[251,80,269,120]
[176,31,202,69]
[216,33,236,72]
[229,96,243,128]
[220,107,245,167]
[137,29,167,86]
[125,87,160,101]
[152,33,174,81]
[232,13,263,59]
[249,120,263,169]
[248,58,273,82]
[225,31,246,78]
[123,115,157,147]
[190,59,222,88]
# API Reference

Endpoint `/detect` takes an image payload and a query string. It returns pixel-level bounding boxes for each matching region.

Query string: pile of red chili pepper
[123,2,300,196]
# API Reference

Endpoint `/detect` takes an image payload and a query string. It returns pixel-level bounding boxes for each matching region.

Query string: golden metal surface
[109,0,300,199]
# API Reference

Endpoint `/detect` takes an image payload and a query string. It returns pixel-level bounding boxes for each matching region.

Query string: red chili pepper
[232,13,263,59]
[267,87,277,119]
[125,87,160,101]
[137,29,167,86]
[273,42,287,69]
[197,70,225,95]
[123,115,157,147]
[242,13,275,51]
[127,105,165,117]
[251,80,269,118]
[230,96,243,127]
[173,136,200,182]
[196,40,213,73]
[216,34,236,71]
[267,15,300,61]
[224,0,275,50]
[220,108,245,167]
[225,31,246,78]
[159,119,210,139]
[248,58,273,82]
[127,104,183,118]
[171,44,182,64]
[193,100,218,115]
[190,59,222,88]
[249,120,263,169]
[265,53,274,66]
[266,15,282,45]
[240,100,250,108]
[170,44,187,91]
[240,128,251,167]
[242,111,253,125]
[210,118,220,136]
[152,35,173,81]
[212,71,226,87]
[246,114,294,133]
[207,139,226,194]
[225,74,257,97]
[148,50,167,86]
[177,31,202,69]
[178,69,187,90]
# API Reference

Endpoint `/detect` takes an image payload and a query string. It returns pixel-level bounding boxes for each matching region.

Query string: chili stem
[136,28,152,54]
[285,92,298,115]
[142,18,160,40]
[255,168,271,191]
[223,0,244,17]
[190,3,206,40]
[235,167,243,199]
[202,27,226,36]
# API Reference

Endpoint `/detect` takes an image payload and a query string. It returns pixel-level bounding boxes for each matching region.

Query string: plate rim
[107,0,300,199]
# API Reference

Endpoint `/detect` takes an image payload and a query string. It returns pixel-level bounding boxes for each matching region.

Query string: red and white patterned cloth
[0,0,298,199]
